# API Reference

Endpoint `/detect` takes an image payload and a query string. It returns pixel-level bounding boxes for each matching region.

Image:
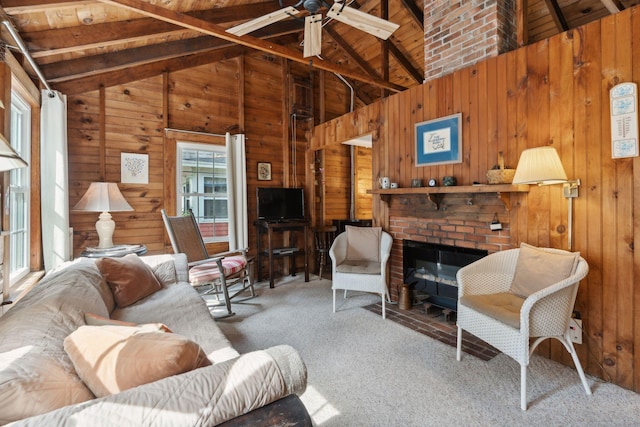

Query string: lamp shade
[73,182,133,212]
[512,147,568,185]
[0,134,27,171]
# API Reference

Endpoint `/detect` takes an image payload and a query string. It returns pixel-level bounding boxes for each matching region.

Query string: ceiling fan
[226,0,400,58]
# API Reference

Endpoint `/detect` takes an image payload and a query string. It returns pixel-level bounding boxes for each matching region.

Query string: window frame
[8,92,31,283]
[176,141,229,243]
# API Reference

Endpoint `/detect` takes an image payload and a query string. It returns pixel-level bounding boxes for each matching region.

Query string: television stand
[255,220,309,288]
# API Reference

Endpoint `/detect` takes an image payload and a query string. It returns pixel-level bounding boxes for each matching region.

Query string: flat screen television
[257,187,305,221]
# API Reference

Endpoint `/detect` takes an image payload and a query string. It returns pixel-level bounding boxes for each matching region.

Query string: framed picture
[121,152,149,184]
[415,113,462,166]
[257,162,272,181]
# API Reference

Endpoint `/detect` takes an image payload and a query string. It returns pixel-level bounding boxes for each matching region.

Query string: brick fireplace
[387,215,512,302]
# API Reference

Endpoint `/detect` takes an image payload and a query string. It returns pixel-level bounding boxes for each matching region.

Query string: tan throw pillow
[64,325,212,398]
[345,226,381,263]
[509,243,580,298]
[84,312,172,333]
[96,254,162,307]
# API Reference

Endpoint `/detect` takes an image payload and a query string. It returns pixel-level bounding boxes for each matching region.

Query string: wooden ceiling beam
[324,26,380,79]
[43,36,236,82]
[600,0,625,14]
[99,0,405,92]
[45,32,301,83]
[543,0,569,32]
[388,42,422,84]
[52,45,249,96]
[24,2,286,58]
[401,0,424,28]
[2,0,95,14]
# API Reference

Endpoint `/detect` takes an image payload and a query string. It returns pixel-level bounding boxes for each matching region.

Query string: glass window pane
[177,142,229,243]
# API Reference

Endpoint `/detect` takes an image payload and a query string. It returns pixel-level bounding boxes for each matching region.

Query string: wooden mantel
[368,184,530,210]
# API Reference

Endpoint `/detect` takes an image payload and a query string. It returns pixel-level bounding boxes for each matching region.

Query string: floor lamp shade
[73,182,133,249]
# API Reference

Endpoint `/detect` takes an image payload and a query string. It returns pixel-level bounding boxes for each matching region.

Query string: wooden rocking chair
[161,209,255,317]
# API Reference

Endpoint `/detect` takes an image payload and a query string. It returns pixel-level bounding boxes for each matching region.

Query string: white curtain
[225,133,248,251]
[41,90,70,271]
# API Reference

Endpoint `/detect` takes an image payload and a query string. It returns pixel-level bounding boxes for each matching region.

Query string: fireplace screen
[403,240,488,311]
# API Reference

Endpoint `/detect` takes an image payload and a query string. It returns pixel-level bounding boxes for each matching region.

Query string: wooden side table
[80,244,147,258]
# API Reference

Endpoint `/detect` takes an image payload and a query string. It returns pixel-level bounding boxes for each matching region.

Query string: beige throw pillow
[64,325,211,398]
[509,243,580,298]
[345,226,381,263]
[96,254,162,307]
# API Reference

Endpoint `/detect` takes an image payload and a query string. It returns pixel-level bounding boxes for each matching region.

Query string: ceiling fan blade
[327,2,399,40]
[227,6,300,36]
[303,14,322,58]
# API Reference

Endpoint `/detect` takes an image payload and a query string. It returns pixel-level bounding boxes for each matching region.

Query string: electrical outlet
[568,318,583,344]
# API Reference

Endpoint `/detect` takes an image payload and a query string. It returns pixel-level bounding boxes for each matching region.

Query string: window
[9,93,31,282]
[177,142,228,242]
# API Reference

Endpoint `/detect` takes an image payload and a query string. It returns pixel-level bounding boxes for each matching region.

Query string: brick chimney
[424,0,517,80]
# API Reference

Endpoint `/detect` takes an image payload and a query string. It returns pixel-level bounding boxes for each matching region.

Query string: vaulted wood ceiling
[0,0,636,102]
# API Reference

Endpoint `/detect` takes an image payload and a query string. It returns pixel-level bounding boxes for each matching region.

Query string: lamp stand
[95,211,115,249]
[563,179,581,250]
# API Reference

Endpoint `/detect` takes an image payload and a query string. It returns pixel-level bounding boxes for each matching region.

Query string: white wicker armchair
[455,246,591,410]
[329,226,392,319]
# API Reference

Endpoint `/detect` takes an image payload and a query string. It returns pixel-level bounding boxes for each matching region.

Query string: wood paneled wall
[310,7,640,391]
[67,51,353,277]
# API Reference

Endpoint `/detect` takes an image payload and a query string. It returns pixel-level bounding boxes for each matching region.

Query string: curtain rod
[164,128,227,138]
[2,20,54,97]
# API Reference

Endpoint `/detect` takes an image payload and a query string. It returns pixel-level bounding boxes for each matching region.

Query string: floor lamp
[512,147,580,250]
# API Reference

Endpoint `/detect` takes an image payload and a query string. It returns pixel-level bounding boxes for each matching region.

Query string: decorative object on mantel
[442,176,457,186]
[428,178,437,187]
[73,182,134,249]
[411,178,422,187]
[415,113,462,166]
[486,151,515,184]
[512,146,580,249]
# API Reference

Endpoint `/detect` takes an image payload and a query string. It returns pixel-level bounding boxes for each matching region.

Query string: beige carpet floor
[215,275,640,426]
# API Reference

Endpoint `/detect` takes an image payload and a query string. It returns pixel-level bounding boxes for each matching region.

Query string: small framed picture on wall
[258,162,272,181]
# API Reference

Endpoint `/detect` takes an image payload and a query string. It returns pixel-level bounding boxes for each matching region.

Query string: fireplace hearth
[403,240,488,311]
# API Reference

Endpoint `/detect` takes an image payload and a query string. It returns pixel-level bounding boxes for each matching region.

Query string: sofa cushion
[345,226,381,263]
[64,325,212,398]
[460,292,525,329]
[510,243,580,298]
[335,260,381,275]
[84,312,172,332]
[96,254,162,307]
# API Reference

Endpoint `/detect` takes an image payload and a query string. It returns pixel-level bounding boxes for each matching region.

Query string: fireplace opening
[403,240,488,311]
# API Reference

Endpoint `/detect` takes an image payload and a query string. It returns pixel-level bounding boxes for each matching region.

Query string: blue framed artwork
[415,113,462,166]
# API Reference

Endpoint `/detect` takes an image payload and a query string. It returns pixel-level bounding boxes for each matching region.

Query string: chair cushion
[460,292,525,329]
[335,260,381,275]
[96,254,163,308]
[189,255,247,286]
[64,325,212,398]
[345,226,381,263]
[509,243,580,298]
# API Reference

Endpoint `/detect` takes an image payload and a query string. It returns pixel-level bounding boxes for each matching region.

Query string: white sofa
[0,254,308,426]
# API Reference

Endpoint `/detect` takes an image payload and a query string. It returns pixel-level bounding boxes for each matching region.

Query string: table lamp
[512,146,580,249]
[73,182,133,249]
